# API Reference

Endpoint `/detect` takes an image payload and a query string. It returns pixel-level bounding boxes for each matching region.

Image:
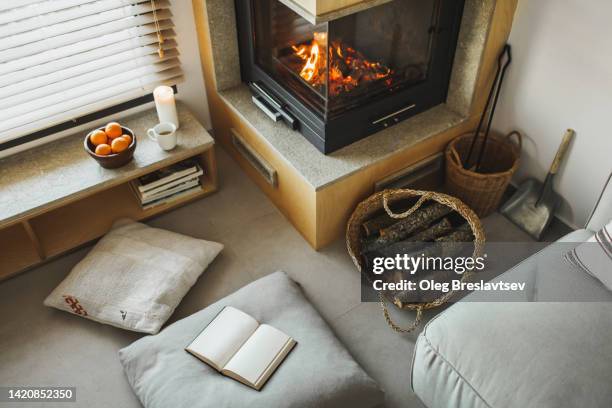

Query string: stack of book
[131,159,204,209]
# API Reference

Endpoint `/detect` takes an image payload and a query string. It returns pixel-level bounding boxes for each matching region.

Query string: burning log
[289,33,393,97]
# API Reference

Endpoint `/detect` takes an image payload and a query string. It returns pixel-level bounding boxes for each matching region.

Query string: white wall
[492,0,612,228]
[170,0,212,130]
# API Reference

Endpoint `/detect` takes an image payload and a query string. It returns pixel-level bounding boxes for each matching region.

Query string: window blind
[0,0,183,144]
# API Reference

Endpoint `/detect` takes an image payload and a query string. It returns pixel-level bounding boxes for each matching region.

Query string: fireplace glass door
[252,0,440,120]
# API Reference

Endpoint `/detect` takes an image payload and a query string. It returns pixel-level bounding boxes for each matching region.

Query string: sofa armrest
[586,172,612,232]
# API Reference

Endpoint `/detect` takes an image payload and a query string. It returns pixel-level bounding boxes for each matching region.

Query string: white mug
[147,122,177,151]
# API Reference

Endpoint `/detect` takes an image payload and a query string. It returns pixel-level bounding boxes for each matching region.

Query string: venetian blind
[0,0,183,143]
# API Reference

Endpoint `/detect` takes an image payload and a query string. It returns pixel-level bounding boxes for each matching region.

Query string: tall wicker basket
[445,131,521,217]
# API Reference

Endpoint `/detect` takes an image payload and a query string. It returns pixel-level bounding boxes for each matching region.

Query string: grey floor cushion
[119,271,384,408]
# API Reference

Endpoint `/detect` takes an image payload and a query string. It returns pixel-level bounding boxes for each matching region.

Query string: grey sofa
[411,173,612,408]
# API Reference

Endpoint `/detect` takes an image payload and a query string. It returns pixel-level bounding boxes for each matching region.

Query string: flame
[293,42,319,82]
[292,32,327,83]
[290,32,392,96]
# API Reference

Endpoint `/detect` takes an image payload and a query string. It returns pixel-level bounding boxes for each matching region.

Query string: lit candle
[153,86,179,129]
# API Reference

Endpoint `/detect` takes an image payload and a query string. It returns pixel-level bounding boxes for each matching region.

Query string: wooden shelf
[0,146,217,281]
[0,224,43,280]
[30,175,215,259]
[0,104,214,230]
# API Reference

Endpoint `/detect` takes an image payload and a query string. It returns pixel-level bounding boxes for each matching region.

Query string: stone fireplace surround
[206,0,494,189]
[194,0,515,248]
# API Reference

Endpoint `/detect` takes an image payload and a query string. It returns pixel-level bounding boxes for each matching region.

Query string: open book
[185,307,296,390]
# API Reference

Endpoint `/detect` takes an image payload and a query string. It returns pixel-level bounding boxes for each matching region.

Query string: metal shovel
[500,129,575,240]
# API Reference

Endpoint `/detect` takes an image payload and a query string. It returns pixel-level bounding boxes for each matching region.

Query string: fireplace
[235,0,465,153]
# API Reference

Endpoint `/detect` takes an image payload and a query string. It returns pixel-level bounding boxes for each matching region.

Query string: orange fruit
[89,130,108,146]
[95,144,112,156]
[105,122,122,139]
[111,137,130,153]
[119,134,132,145]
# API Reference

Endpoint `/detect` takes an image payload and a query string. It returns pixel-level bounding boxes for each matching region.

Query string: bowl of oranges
[84,122,136,169]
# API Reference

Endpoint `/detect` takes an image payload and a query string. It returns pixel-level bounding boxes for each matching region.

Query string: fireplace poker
[475,44,512,172]
[463,44,512,170]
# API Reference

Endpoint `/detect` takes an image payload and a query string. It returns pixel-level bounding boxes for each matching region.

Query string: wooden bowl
[84,126,137,169]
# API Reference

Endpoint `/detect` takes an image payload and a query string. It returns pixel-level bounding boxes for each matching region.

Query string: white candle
[153,86,179,129]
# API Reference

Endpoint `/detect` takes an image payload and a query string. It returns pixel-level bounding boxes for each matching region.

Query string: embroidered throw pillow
[565,220,612,290]
[44,220,223,334]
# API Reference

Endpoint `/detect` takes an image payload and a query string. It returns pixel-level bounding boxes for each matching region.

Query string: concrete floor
[0,148,570,408]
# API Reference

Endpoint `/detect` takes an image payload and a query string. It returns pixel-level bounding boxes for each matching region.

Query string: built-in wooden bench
[0,105,217,281]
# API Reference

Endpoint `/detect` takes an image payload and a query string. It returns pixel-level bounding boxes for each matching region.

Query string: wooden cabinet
[213,105,318,245]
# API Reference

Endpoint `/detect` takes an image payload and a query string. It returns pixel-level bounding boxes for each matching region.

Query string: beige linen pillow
[44,220,223,334]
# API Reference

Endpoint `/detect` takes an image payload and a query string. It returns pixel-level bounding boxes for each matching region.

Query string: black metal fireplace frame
[235,0,465,154]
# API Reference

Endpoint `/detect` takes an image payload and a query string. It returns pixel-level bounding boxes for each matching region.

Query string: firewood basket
[346,189,485,333]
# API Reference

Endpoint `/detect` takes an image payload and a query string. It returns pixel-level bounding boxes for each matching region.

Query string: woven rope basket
[445,131,521,217]
[346,189,485,333]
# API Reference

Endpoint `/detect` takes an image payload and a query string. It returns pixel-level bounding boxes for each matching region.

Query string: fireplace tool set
[464,44,513,171]
[444,44,522,217]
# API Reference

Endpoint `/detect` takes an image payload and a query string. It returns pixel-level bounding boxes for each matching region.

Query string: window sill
[0,103,214,229]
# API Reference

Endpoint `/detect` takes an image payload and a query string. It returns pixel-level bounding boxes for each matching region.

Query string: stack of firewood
[361,200,475,303]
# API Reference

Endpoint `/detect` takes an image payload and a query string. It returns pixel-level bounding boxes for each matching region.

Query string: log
[395,270,456,304]
[361,212,397,237]
[379,202,453,242]
[435,223,473,242]
[363,222,476,306]
[409,217,453,242]
[362,217,452,254]
[363,236,450,278]
[435,223,474,259]
[361,199,420,237]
